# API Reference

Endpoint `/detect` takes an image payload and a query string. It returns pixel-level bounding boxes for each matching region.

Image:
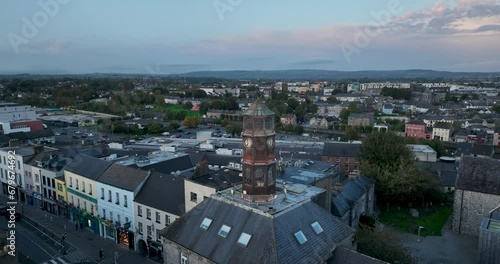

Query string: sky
[1,0,499,74]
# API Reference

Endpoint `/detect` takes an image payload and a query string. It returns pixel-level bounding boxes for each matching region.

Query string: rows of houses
[1,141,377,263]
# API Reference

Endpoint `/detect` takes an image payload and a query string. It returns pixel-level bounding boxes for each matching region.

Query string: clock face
[244,138,252,148]
[267,138,274,148]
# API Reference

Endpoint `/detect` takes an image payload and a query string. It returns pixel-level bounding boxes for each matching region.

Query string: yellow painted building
[63,155,112,235]
[55,176,67,203]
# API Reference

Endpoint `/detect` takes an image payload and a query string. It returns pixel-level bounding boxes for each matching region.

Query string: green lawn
[378,205,452,236]
[154,104,201,117]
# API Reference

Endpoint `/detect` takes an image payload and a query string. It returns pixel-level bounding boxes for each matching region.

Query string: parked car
[162,132,170,136]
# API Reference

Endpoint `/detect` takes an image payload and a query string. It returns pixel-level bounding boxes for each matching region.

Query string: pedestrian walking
[75,222,78,231]
[79,221,83,230]
[99,248,104,261]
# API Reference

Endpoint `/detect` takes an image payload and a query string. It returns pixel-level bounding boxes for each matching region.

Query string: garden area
[154,104,201,117]
[378,205,452,237]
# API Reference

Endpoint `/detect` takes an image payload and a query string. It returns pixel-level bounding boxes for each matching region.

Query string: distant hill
[170,69,500,80]
[2,69,499,81]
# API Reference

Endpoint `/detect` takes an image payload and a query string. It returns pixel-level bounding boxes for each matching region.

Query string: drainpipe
[458,190,464,233]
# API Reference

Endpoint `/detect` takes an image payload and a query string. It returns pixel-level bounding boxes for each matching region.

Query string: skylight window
[294,230,308,245]
[200,217,213,230]
[237,232,252,247]
[311,221,324,235]
[218,224,232,238]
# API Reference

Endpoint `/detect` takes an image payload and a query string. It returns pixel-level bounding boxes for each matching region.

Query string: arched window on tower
[255,169,265,187]
[265,117,273,131]
[245,168,252,184]
[267,167,274,186]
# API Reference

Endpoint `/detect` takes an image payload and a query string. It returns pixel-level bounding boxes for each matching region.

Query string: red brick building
[322,142,361,177]
[405,120,431,139]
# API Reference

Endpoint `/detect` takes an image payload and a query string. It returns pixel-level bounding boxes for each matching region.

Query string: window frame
[218,224,232,238]
[200,217,213,230]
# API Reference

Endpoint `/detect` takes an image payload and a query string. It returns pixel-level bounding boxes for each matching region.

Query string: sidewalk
[1,195,156,264]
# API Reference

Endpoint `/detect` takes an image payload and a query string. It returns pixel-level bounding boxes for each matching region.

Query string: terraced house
[64,154,112,235]
[96,164,150,250]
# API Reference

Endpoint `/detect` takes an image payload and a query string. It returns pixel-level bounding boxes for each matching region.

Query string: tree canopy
[359,132,440,203]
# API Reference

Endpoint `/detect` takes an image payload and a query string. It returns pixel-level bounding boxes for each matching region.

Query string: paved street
[0,217,56,263]
[392,217,478,264]
[1,195,156,264]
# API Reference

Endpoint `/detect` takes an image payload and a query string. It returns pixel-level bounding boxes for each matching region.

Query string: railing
[21,214,67,255]
[240,193,274,203]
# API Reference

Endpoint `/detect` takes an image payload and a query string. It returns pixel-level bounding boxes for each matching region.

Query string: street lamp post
[417,226,424,242]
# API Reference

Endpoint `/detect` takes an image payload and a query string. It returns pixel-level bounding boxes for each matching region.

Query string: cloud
[168,0,500,70]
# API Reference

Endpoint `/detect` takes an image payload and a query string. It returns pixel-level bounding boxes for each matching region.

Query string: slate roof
[421,116,456,121]
[433,122,452,129]
[406,120,426,126]
[243,99,275,116]
[348,113,373,119]
[455,143,494,157]
[64,154,112,180]
[328,246,388,264]
[331,176,374,216]
[98,163,150,191]
[188,152,241,167]
[418,161,458,173]
[455,143,473,157]
[9,129,55,140]
[456,157,500,195]
[323,143,361,157]
[339,178,369,207]
[134,171,185,216]
[0,135,10,145]
[472,144,494,157]
[439,171,457,187]
[184,168,242,190]
[161,197,354,264]
[331,194,350,217]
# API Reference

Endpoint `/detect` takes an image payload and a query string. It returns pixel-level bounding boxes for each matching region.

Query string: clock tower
[241,98,276,202]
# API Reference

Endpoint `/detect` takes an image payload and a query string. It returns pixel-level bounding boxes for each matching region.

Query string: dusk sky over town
[1,0,500,73]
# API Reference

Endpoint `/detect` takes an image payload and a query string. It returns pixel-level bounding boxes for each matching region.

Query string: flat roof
[112,151,189,167]
[215,182,325,217]
[407,144,437,154]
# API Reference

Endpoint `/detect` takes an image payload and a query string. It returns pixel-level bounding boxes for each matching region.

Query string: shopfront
[33,192,44,209]
[117,227,135,250]
[102,220,116,241]
[43,199,58,215]
[56,200,67,217]
[68,206,100,235]
[147,239,164,263]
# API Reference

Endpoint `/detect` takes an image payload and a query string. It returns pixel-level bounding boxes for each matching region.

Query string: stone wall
[452,190,500,236]
[163,239,215,264]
